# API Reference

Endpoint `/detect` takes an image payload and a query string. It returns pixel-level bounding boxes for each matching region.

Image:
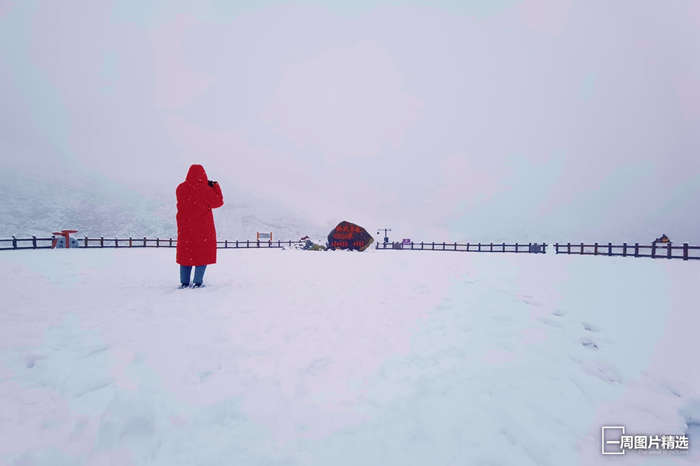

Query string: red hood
[185,164,208,183]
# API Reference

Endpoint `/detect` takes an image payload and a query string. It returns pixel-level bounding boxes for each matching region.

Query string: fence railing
[4,236,696,261]
[0,236,306,251]
[376,241,547,254]
[0,236,55,250]
[553,242,700,261]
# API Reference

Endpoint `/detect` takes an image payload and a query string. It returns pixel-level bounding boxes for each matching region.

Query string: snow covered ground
[1,248,698,466]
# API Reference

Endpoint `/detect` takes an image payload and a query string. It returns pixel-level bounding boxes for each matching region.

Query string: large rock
[327,221,374,251]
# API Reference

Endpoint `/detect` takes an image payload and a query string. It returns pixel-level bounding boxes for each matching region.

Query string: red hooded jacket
[176,165,224,265]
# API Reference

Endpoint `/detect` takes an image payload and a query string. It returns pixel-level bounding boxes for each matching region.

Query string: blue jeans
[180,265,207,285]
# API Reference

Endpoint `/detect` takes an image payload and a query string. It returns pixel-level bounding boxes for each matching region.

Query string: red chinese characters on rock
[327,221,374,252]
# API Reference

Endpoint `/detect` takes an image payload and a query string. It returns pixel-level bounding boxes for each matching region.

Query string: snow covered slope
[0,174,322,241]
[1,248,698,465]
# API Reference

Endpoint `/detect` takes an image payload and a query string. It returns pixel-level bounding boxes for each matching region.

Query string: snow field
[1,248,698,465]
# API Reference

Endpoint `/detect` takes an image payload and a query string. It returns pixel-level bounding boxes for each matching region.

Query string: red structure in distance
[327,221,374,251]
[52,230,78,249]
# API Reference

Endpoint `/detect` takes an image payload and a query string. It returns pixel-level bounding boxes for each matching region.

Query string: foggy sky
[1,0,699,242]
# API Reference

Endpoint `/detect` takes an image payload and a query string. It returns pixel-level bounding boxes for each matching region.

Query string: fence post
[478,243,481,252]
[169,238,172,247]
[683,243,689,260]
[225,240,228,248]
[278,240,281,248]
[421,241,424,250]
[236,240,238,248]
[554,242,559,254]
[156,238,160,248]
[580,243,584,254]
[31,235,37,249]
[143,237,147,247]
[567,242,571,254]
[442,242,445,250]
[542,243,546,254]
[608,242,612,256]
[129,237,133,247]
[623,243,627,257]
[100,237,104,248]
[651,243,656,258]
[490,242,493,252]
[635,243,639,257]
[667,242,672,259]
[85,236,89,248]
[502,242,506,252]
[594,242,598,255]
[12,235,16,249]
[411,242,414,250]
[515,243,518,253]
[455,242,457,251]
[247,240,250,248]
[432,242,435,250]
[115,238,118,248]
[467,242,471,252]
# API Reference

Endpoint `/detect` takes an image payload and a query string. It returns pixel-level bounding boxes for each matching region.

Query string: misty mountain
[0,173,323,242]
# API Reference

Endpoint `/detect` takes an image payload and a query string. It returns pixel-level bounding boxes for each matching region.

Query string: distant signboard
[257,232,272,241]
[402,238,411,245]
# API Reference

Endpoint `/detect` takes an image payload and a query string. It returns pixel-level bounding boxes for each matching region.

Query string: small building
[52,229,79,249]
[653,234,670,244]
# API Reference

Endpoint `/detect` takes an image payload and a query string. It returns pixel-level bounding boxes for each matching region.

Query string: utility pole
[377,228,391,244]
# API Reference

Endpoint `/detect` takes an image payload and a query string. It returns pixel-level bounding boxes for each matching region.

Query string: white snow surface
[1,248,698,466]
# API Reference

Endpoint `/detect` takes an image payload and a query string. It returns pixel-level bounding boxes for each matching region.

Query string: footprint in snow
[304,358,330,376]
[680,400,700,445]
[582,322,600,333]
[537,316,563,328]
[580,337,599,350]
[84,345,110,358]
[25,354,47,368]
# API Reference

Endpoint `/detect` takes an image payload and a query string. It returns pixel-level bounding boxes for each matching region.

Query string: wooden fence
[553,242,700,261]
[0,236,305,251]
[5,236,696,260]
[376,241,547,254]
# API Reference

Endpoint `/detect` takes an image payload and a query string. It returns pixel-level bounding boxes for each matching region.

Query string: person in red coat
[176,164,224,288]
